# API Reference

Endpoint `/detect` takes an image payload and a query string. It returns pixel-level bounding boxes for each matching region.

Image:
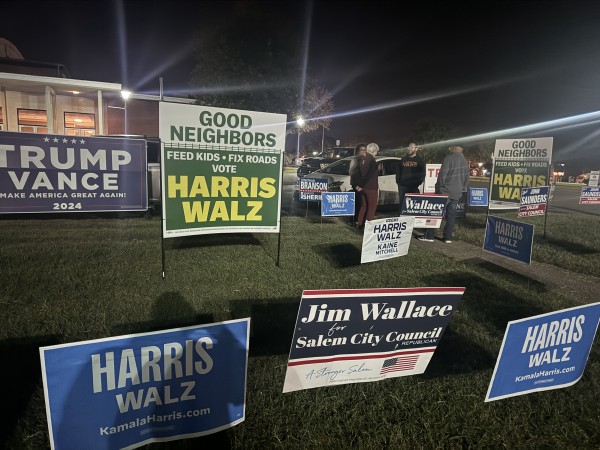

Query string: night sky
[3,0,600,173]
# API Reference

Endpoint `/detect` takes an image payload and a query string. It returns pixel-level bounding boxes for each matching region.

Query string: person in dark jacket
[420,145,469,243]
[350,143,367,224]
[356,143,379,227]
[396,142,426,214]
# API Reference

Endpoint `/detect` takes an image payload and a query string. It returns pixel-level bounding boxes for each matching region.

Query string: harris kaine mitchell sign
[159,102,287,237]
[0,132,147,213]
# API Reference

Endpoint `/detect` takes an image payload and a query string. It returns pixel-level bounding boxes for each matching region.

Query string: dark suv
[297,147,355,177]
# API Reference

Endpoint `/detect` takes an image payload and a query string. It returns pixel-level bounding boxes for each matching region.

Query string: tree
[188,1,334,136]
[407,120,461,163]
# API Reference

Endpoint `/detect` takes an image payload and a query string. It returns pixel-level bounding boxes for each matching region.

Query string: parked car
[293,155,403,205]
[297,147,355,177]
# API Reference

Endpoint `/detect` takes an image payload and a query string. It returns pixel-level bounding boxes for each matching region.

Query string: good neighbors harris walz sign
[0,131,148,213]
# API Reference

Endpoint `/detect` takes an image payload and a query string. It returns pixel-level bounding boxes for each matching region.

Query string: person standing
[350,143,367,225]
[396,142,426,214]
[419,145,469,243]
[356,143,379,228]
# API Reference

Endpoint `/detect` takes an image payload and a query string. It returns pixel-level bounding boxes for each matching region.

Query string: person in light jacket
[419,145,469,243]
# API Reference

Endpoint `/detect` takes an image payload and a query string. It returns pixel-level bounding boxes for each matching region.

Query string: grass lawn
[0,213,599,449]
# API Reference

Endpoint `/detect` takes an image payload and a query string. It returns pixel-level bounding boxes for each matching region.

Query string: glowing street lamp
[296,116,305,158]
[121,89,131,134]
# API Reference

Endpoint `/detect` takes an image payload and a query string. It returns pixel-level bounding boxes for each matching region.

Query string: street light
[121,89,131,135]
[296,116,305,158]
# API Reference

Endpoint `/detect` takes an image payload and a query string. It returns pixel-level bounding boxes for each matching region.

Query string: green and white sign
[159,102,286,237]
[489,138,552,210]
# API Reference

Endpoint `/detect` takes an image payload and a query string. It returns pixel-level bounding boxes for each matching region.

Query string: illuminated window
[18,108,48,134]
[65,112,96,136]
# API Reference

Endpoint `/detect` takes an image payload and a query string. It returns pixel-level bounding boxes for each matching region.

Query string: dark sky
[3,0,600,172]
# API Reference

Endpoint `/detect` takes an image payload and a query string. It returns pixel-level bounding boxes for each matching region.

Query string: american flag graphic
[380,355,419,374]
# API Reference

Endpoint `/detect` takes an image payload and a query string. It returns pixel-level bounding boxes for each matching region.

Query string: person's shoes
[418,236,434,242]
[442,239,452,244]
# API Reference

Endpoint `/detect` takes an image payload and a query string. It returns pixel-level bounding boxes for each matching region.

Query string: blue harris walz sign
[0,131,148,213]
[486,302,600,401]
[321,192,355,216]
[40,320,249,450]
[468,187,488,206]
[483,215,534,264]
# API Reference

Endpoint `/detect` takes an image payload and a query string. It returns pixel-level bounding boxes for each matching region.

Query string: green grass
[455,208,600,278]
[0,214,599,449]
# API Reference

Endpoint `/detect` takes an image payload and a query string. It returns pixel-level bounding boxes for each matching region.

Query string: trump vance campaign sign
[485,302,600,402]
[0,132,147,213]
[283,287,465,393]
[489,138,552,210]
[158,102,286,237]
[40,319,249,450]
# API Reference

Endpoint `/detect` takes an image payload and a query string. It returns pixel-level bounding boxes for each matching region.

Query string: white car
[293,155,403,205]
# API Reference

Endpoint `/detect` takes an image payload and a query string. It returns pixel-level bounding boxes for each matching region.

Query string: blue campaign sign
[483,215,534,264]
[468,187,488,206]
[321,192,355,216]
[299,177,328,202]
[579,186,600,205]
[401,194,447,217]
[40,319,249,450]
[518,186,549,217]
[455,190,468,219]
[283,287,465,392]
[0,131,148,213]
[486,302,600,402]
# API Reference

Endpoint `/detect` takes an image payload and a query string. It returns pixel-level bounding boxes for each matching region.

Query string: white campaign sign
[361,216,415,264]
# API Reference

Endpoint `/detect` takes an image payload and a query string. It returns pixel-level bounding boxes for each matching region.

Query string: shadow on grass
[539,237,598,255]
[111,291,216,335]
[434,271,546,333]
[421,327,496,377]
[165,233,261,250]
[461,257,547,293]
[0,335,61,448]
[312,243,362,268]
[230,299,299,357]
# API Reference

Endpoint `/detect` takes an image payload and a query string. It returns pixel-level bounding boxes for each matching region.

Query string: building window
[0,106,3,130]
[18,108,48,134]
[65,112,96,136]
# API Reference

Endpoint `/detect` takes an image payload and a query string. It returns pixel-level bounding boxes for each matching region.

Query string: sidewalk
[411,233,600,304]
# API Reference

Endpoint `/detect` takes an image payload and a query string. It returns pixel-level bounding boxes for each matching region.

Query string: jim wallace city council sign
[283,287,465,393]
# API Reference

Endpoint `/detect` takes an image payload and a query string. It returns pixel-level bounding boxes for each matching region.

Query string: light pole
[121,89,131,135]
[321,124,325,153]
[296,116,305,158]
